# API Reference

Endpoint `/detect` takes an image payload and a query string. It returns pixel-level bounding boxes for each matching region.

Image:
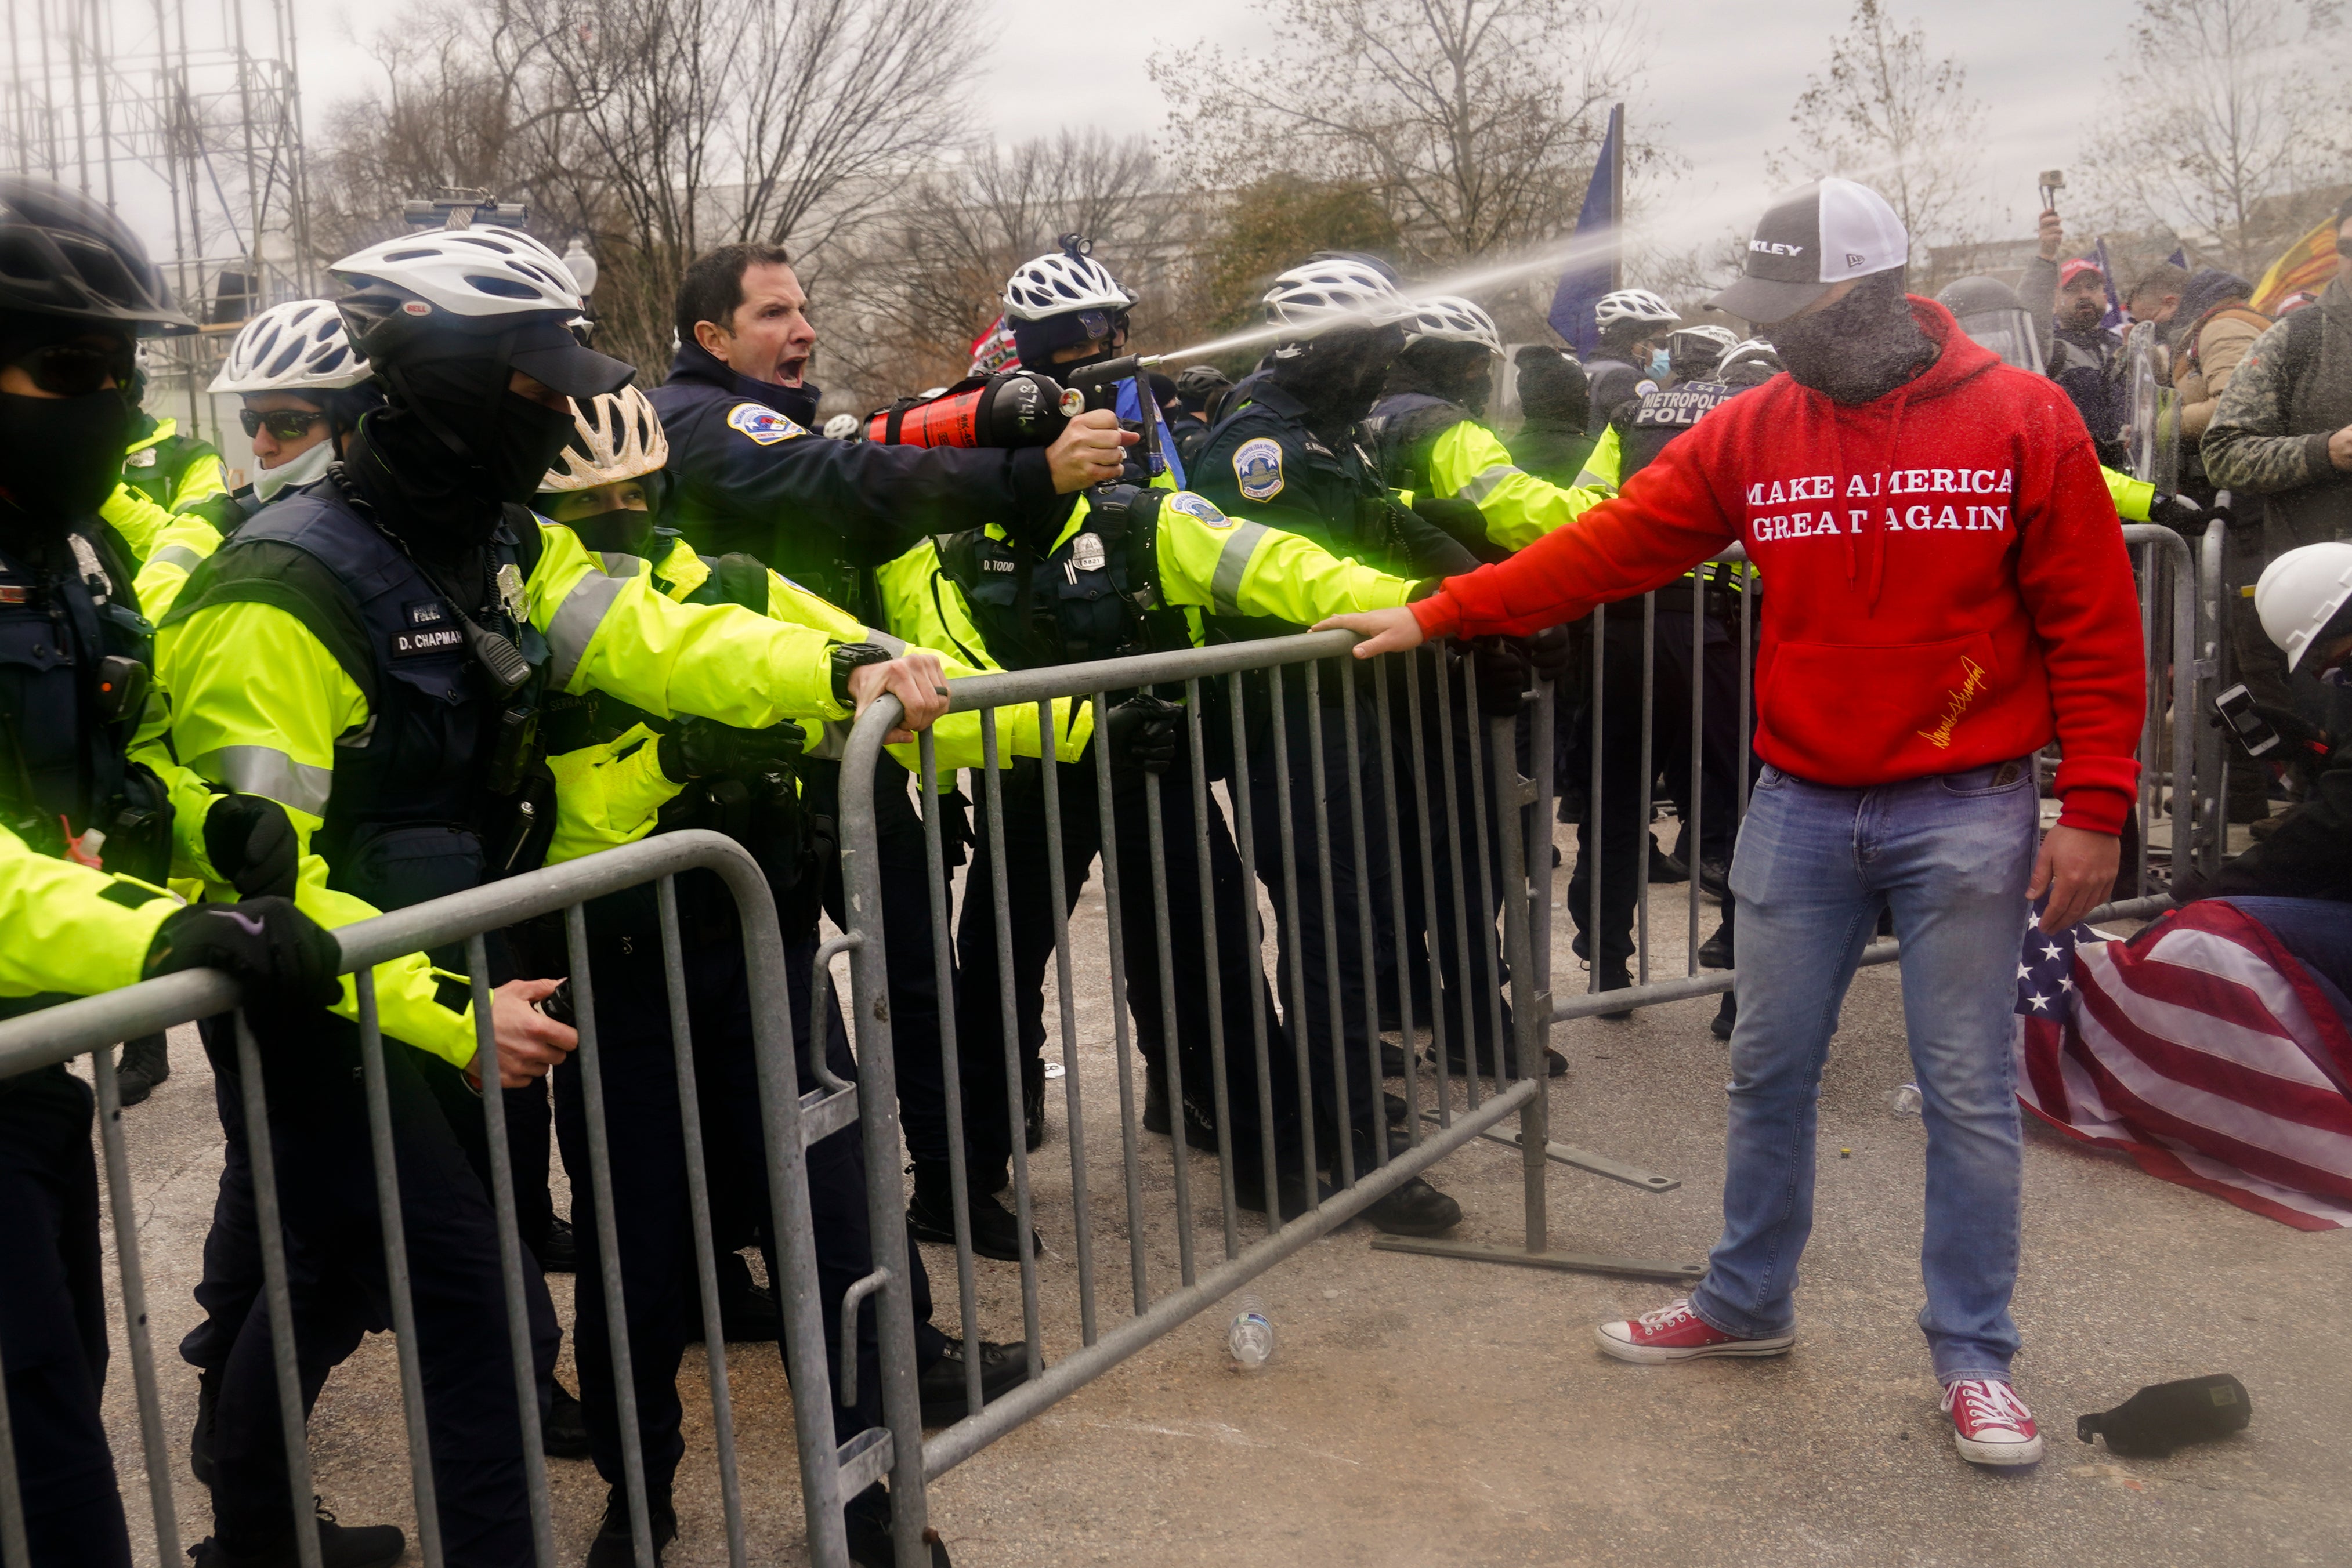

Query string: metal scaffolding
[2,0,314,444]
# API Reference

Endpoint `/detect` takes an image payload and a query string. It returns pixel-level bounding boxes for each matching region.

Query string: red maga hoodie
[1414,298,2145,834]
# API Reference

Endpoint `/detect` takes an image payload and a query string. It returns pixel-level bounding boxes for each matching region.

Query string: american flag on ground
[2014,899,2352,1231]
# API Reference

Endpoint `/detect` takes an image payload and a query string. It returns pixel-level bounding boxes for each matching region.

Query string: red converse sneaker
[1942,1377,2043,1466]
[1594,1298,1794,1364]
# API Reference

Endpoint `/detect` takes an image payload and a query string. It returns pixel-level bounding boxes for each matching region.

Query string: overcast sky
[59,0,2151,265]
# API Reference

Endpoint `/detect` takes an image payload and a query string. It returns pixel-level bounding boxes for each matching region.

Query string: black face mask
[0,388,132,538]
[354,346,584,552]
[1772,271,1937,405]
[559,505,654,556]
[1272,324,1407,434]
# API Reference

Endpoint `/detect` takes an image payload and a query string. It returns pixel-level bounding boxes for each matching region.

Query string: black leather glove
[1526,622,1576,689]
[203,792,301,901]
[1106,694,1182,776]
[1471,636,1533,716]
[1409,493,1490,556]
[2209,700,2332,762]
[1513,345,1590,429]
[143,897,343,1019]
[658,716,807,783]
[2148,492,2207,531]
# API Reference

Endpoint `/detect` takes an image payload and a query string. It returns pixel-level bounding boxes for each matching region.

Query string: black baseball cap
[1711,179,1910,325]
[506,317,635,399]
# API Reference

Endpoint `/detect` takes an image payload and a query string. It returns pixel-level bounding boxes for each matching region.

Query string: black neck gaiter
[346,352,578,558]
[1773,271,1939,405]
[0,388,132,542]
[1272,324,1407,438]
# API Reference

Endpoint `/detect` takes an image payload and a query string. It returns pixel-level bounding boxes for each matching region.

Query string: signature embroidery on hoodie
[1917,657,1990,749]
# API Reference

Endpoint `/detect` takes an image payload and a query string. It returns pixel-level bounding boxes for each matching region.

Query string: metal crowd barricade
[0,520,2230,1568]
[834,628,1563,1565]
[0,830,872,1568]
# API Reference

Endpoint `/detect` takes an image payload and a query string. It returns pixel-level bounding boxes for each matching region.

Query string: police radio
[863,369,1079,448]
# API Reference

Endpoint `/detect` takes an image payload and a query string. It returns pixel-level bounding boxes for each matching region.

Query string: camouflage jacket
[2202,282,2351,495]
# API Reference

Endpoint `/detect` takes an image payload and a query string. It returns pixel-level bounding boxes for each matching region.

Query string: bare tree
[314,0,982,375]
[1153,0,1644,271]
[820,131,1163,411]
[1767,0,1987,278]
[2085,0,2352,278]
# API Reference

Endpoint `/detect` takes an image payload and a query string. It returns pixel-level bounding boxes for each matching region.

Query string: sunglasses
[8,341,134,399]
[239,407,328,441]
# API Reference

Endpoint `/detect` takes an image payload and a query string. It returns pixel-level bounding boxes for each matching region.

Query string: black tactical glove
[2147,492,2207,531]
[1409,494,1492,557]
[658,716,807,783]
[1526,622,1575,688]
[1471,636,1533,716]
[143,897,343,1020]
[203,792,301,901]
[1512,345,1590,429]
[1106,694,1182,776]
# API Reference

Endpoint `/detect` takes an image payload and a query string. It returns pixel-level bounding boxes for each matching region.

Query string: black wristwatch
[830,641,894,707]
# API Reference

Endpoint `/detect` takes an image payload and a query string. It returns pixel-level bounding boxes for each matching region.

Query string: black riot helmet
[0,176,195,336]
[1936,276,2046,375]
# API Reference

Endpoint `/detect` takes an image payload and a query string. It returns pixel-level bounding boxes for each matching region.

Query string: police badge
[1233,437,1284,502]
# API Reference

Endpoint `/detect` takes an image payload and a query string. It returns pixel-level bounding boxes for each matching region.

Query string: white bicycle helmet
[1594,288,1681,330]
[1667,323,1739,356]
[331,223,628,398]
[540,386,668,491]
[1263,258,1415,339]
[1001,247,1135,323]
[330,225,584,320]
[1716,337,1783,381]
[209,299,371,394]
[1406,295,1504,357]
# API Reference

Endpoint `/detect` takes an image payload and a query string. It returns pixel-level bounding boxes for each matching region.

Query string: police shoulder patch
[1233,437,1284,503]
[1165,491,1235,529]
[726,402,807,446]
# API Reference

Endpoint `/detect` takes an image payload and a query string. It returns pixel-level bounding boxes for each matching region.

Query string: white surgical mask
[252,437,335,505]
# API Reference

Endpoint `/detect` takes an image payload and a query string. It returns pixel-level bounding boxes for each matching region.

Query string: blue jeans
[1688,758,2039,1384]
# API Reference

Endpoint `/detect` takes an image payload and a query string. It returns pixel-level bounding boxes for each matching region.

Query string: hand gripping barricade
[0,831,885,1568]
[0,523,2223,1568]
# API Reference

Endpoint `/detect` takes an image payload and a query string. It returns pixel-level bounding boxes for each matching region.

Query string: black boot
[1141,1056,1171,1136]
[917,1338,1034,1427]
[1696,924,1734,971]
[1362,1177,1462,1236]
[544,1378,592,1459]
[683,1250,780,1344]
[115,1031,168,1106]
[1023,1060,1047,1152]
[1709,992,1736,1041]
[1232,1161,1333,1222]
[585,1484,676,1568]
[191,1501,404,1568]
[844,1484,951,1567]
[907,1163,1038,1263]
[539,1214,577,1273]
[190,1368,218,1487]
[1593,962,1635,1021]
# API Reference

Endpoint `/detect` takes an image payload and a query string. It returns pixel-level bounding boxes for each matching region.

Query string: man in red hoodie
[1320,179,2144,1468]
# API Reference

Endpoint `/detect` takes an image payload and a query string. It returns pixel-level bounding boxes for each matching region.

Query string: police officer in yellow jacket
[526,390,1028,1565]
[0,175,349,1568]
[1366,295,1613,557]
[156,224,949,1568]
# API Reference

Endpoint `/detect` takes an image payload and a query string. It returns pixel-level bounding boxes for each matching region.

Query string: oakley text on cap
[1711,178,1910,325]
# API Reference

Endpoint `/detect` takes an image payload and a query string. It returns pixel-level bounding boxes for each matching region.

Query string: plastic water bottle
[1886,1083,1923,1116]
[1228,1292,1273,1370]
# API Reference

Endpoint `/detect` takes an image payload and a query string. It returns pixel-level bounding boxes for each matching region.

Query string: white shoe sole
[1953,1429,2044,1466]
[1593,1323,1795,1364]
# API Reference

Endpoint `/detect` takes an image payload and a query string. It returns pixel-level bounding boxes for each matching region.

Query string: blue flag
[2094,237,2125,330]
[1547,114,1620,357]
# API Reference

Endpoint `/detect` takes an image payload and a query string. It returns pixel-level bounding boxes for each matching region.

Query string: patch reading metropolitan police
[1233,437,1284,502]
[1165,491,1235,529]
[726,403,807,446]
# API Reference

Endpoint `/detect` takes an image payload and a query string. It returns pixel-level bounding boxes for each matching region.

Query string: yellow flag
[2251,217,2341,314]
